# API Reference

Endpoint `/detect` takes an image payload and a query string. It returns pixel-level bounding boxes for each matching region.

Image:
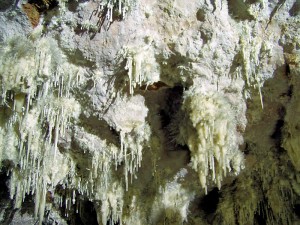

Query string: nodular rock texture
[0,0,299,224]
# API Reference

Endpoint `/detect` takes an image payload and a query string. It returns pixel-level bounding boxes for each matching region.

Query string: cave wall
[0,0,299,224]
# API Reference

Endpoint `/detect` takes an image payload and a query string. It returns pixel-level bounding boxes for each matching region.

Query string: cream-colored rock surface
[0,0,299,224]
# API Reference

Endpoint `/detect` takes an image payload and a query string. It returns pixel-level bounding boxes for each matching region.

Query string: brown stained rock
[22,3,40,28]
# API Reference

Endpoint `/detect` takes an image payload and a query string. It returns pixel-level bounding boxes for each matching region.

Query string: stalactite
[0,36,86,224]
[178,90,245,193]
[121,45,160,95]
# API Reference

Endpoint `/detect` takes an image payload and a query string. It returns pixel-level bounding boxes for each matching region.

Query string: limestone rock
[0,0,299,224]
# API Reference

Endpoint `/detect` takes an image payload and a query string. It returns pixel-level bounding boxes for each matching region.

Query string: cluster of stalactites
[67,127,119,197]
[180,91,244,194]
[119,45,159,95]
[52,98,150,223]
[0,36,85,224]
[98,182,124,225]
[237,23,274,108]
[102,94,150,189]
[119,125,150,191]
[97,0,135,22]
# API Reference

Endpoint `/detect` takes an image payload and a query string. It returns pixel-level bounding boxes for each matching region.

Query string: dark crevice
[27,0,58,13]
[159,109,171,129]
[20,194,35,216]
[254,197,271,225]
[254,210,267,225]
[243,142,251,155]
[160,86,186,151]
[271,119,284,140]
[77,200,98,225]
[0,170,17,225]
[142,84,191,177]
[65,199,98,225]
[164,86,184,116]
[199,188,220,215]
[271,106,286,151]
[285,63,291,76]
[0,171,9,198]
[53,188,98,225]
[294,204,300,218]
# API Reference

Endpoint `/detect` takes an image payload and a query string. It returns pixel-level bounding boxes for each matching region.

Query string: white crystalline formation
[151,169,194,224]
[179,90,244,193]
[104,94,151,190]
[0,35,153,224]
[0,36,84,224]
[121,45,160,94]
[1,0,298,223]
[0,23,245,225]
